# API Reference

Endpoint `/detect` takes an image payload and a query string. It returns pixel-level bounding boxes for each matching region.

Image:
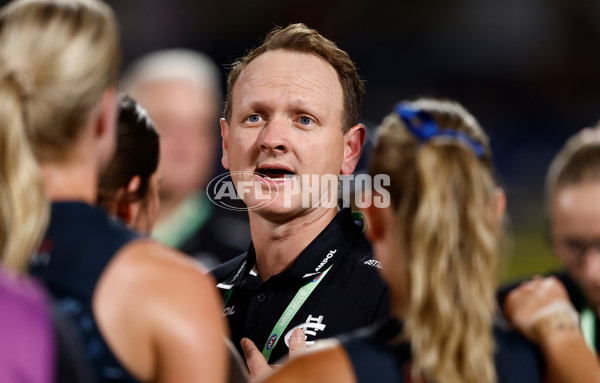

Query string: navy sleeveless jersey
[340,317,543,383]
[30,202,139,383]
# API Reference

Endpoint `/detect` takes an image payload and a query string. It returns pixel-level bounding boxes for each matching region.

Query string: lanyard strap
[261,265,333,362]
[581,307,596,354]
[223,288,233,308]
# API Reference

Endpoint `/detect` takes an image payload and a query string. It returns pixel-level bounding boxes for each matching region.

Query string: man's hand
[241,328,306,383]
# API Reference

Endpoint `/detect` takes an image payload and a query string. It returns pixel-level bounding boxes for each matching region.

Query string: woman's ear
[361,199,386,243]
[115,175,141,225]
[494,187,507,224]
[94,87,119,169]
[127,175,141,195]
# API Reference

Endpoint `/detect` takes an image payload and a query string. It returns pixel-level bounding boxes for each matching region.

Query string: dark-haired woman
[97,95,160,234]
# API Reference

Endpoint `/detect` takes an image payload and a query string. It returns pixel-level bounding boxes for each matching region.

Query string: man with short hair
[211,24,389,364]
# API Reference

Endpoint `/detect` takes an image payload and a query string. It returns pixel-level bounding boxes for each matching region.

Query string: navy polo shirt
[211,207,390,363]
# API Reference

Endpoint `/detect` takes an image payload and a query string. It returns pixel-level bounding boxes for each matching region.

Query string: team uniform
[30,202,139,383]
[339,317,543,382]
[211,207,390,363]
[498,271,599,355]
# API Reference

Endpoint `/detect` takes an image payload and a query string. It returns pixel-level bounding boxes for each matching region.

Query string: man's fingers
[289,328,306,359]
[241,338,270,382]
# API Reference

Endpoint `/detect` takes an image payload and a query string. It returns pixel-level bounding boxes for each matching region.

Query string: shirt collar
[222,207,364,287]
[283,207,363,279]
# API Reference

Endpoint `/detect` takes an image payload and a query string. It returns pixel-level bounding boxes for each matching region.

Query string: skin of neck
[249,206,338,281]
[41,123,101,205]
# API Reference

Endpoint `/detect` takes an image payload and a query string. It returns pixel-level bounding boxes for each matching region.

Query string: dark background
[22,0,600,279]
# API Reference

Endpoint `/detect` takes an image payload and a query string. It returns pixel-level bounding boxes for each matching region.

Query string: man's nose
[258,118,288,153]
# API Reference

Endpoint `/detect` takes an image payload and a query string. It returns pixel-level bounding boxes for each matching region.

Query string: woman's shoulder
[106,238,217,303]
[92,239,226,381]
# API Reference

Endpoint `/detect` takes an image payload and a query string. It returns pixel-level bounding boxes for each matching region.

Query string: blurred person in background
[122,49,250,268]
[245,99,543,383]
[498,124,600,373]
[499,125,600,354]
[97,94,160,234]
[543,125,600,355]
[4,0,228,382]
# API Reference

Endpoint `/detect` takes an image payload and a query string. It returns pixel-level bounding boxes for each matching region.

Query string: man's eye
[562,240,588,256]
[299,116,312,125]
[248,115,261,123]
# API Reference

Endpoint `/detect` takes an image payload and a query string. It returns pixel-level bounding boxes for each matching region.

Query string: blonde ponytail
[0,71,48,271]
[406,142,498,383]
[370,99,499,383]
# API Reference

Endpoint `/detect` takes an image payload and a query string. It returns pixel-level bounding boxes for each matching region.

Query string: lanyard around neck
[220,264,334,363]
[261,265,333,363]
[581,307,596,354]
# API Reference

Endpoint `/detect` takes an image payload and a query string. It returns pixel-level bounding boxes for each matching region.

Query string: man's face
[132,79,218,200]
[552,181,600,310]
[221,50,354,219]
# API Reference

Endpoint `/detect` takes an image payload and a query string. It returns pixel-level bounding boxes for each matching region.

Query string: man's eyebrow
[240,99,271,113]
[288,97,327,114]
[240,98,323,115]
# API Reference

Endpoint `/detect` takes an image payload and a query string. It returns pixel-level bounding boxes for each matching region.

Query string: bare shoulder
[93,238,227,382]
[102,239,216,295]
[263,340,356,383]
[96,238,222,321]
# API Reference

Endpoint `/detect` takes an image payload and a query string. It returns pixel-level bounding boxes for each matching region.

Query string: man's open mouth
[256,167,295,181]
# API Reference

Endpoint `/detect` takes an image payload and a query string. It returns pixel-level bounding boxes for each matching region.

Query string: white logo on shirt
[223,306,236,317]
[314,250,337,273]
[363,259,382,269]
[284,315,327,347]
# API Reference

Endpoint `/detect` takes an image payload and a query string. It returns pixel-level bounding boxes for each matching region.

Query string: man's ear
[341,124,366,175]
[220,118,230,170]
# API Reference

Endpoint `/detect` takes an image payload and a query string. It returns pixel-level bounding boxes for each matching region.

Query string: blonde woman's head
[0,0,120,162]
[368,98,500,383]
[0,0,120,271]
